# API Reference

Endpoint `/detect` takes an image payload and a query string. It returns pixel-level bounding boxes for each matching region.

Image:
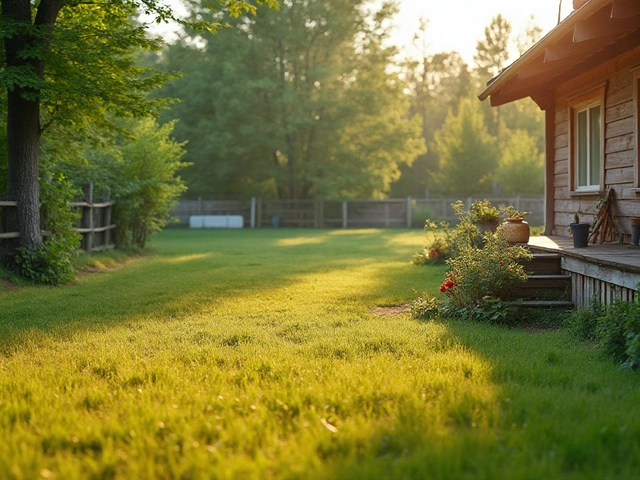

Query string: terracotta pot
[503,218,530,244]
[475,219,499,235]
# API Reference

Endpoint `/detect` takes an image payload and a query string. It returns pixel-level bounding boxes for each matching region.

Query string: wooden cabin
[479,0,640,307]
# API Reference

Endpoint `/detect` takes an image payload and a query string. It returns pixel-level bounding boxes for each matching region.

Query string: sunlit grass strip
[0,229,639,479]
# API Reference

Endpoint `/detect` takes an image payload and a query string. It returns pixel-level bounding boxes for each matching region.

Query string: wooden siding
[551,46,640,239]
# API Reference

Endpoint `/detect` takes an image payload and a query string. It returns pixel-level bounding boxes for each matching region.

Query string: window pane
[577,110,588,187]
[590,105,601,186]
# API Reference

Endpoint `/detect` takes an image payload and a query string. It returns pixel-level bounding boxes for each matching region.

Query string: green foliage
[433,97,499,194]
[448,296,522,325]
[503,205,531,220]
[565,298,604,342]
[474,14,512,84]
[495,129,544,194]
[158,0,424,200]
[80,118,188,248]
[469,199,500,222]
[11,169,81,285]
[410,291,440,319]
[597,300,640,369]
[443,228,532,309]
[566,296,640,370]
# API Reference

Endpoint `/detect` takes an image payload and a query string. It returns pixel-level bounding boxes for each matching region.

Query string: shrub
[442,296,522,325]
[442,227,531,309]
[597,300,640,368]
[468,199,499,223]
[564,298,603,342]
[410,292,440,320]
[12,170,81,285]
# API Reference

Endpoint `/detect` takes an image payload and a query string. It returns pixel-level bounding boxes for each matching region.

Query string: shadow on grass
[0,228,436,353]
[319,317,640,479]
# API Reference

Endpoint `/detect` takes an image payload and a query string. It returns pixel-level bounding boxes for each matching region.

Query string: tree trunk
[1,0,63,262]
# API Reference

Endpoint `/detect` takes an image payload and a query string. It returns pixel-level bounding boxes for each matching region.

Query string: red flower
[440,279,455,292]
[429,249,438,258]
[499,261,505,266]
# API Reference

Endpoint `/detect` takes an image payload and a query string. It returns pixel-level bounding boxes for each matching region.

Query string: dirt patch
[0,278,18,292]
[370,304,410,317]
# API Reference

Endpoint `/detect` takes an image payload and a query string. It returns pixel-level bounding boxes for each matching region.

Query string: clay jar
[503,218,530,244]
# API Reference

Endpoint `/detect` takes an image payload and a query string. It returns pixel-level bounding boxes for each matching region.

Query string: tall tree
[474,14,512,84]
[0,0,276,263]
[495,128,544,194]
[160,0,424,200]
[433,97,498,194]
[390,17,472,197]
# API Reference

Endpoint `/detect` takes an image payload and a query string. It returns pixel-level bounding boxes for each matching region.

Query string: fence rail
[173,195,545,229]
[0,183,116,253]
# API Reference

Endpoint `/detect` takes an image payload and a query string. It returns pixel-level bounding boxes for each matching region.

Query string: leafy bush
[567,295,640,370]
[564,298,603,342]
[442,228,531,309]
[442,296,522,325]
[78,118,188,249]
[410,292,441,320]
[12,170,81,285]
[468,199,499,222]
[597,300,640,368]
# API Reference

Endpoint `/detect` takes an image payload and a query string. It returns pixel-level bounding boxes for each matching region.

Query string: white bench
[189,215,244,229]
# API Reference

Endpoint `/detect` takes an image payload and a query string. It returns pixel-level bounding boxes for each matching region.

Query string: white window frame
[568,86,605,194]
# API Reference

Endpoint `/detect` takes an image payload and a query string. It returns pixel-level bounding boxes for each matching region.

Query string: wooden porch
[527,235,640,307]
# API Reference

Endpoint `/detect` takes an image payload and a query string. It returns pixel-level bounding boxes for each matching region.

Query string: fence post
[250,197,256,228]
[198,197,203,215]
[466,197,472,210]
[406,196,412,228]
[81,182,93,253]
[384,202,390,227]
[256,198,262,228]
[515,194,521,210]
[342,200,348,229]
[104,189,112,248]
[318,198,324,228]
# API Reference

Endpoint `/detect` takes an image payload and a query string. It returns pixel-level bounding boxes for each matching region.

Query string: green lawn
[1,229,640,479]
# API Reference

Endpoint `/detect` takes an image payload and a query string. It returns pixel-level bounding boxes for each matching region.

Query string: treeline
[156,3,546,200]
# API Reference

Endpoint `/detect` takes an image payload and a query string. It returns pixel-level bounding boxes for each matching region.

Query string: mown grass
[1,229,639,479]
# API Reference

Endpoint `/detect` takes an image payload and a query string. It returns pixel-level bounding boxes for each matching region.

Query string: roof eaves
[478,0,611,102]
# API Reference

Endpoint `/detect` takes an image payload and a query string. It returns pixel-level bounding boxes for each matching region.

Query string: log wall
[552,45,640,239]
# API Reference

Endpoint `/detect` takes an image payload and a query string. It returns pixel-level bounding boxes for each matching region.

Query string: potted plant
[570,213,590,248]
[469,200,500,234]
[502,206,531,244]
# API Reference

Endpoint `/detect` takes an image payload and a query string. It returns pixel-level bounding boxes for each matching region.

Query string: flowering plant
[443,227,531,309]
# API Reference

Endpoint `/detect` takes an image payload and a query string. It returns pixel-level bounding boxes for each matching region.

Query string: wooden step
[516,300,574,309]
[521,253,562,275]
[512,274,571,300]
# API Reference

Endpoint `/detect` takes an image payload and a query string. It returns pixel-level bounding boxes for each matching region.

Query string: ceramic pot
[570,222,590,248]
[503,218,530,244]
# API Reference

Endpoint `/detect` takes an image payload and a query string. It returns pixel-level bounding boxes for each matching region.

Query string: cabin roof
[478,0,640,108]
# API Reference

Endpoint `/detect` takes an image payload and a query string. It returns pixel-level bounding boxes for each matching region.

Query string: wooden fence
[173,195,545,229]
[0,183,116,253]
